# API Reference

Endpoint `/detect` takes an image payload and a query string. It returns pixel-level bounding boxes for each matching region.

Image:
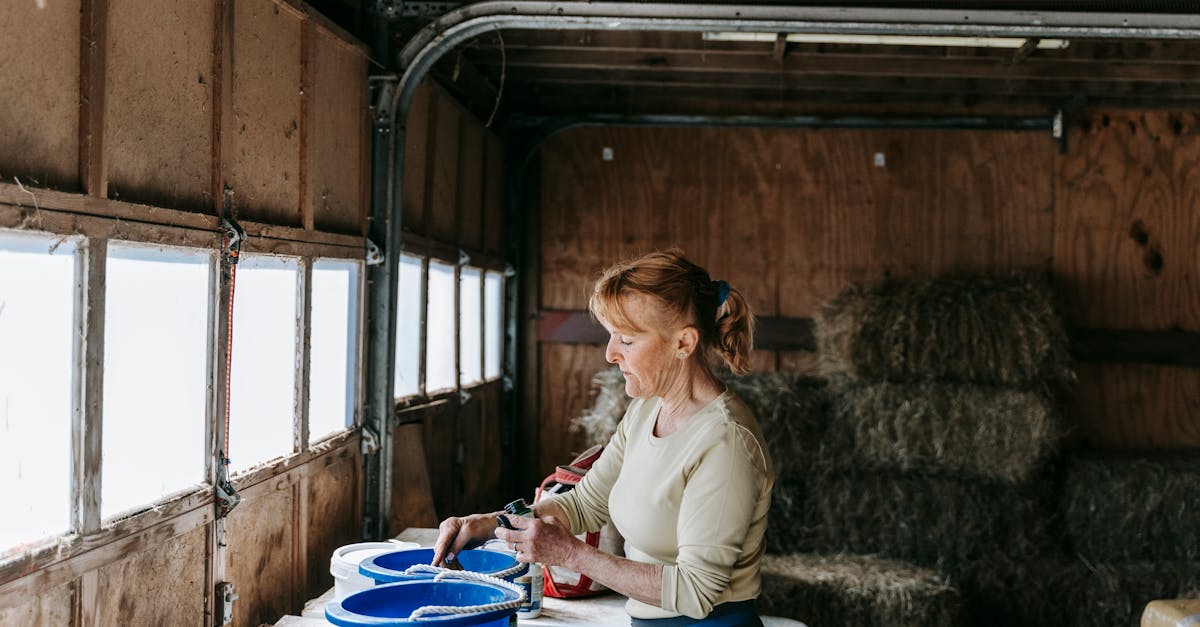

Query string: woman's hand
[431,512,499,567]
[493,514,583,567]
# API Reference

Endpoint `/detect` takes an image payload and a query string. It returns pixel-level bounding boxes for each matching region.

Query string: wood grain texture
[482,134,506,257]
[0,0,80,189]
[460,383,504,512]
[391,422,438,533]
[1068,362,1200,450]
[305,443,360,599]
[227,480,296,627]
[428,91,461,244]
[1053,111,1200,330]
[402,81,433,234]
[421,400,459,519]
[105,0,213,211]
[457,121,484,251]
[228,0,302,226]
[92,525,206,627]
[308,28,366,235]
[538,344,608,480]
[0,580,73,627]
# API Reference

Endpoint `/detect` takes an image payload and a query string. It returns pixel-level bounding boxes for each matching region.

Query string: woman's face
[602,294,680,399]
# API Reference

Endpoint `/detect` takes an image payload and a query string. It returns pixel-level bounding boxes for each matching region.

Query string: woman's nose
[605,338,619,364]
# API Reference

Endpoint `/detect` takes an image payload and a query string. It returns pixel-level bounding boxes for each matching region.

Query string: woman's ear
[676,326,700,356]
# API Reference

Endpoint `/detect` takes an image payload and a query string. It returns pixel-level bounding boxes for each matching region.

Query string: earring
[677,352,688,359]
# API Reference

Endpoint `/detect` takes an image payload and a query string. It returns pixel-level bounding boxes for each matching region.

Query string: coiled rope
[399,565,526,620]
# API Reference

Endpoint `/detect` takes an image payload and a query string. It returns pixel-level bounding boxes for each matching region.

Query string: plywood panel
[0,0,80,189]
[1069,362,1200,450]
[229,0,302,226]
[460,384,504,511]
[105,0,213,211]
[308,30,366,235]
[539,344,608,479]
[93,525,206,626]
[421,400,459,518]
[482,134,506,256]
[776,128,1055,317]
[457,122,485,251]
[0,580,73,627]
[391,422,438,533]
[402,82,433,234]
[306,443,360,599]
[1054,111,1200,331]
[228,481,296,627]
[429,92,461,243]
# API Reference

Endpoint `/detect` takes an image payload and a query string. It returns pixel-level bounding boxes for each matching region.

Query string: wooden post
[79,0,108,197]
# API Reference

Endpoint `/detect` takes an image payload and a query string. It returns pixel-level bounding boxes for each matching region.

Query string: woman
[433,250,773,626]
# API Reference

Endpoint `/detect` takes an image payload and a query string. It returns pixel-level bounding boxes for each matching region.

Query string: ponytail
[714,287,755,375]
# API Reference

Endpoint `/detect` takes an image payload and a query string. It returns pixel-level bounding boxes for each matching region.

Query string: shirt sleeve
[542,399,635,534]
[660,423,769,619]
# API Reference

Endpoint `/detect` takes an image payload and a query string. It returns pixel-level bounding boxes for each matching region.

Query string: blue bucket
[359,549,522,585]
[326,579,521,626]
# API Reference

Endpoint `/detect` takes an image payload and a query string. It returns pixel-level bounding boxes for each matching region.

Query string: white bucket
[330,540,421,600]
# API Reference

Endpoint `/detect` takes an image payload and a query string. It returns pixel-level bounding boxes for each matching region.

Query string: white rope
[406,571,525,620]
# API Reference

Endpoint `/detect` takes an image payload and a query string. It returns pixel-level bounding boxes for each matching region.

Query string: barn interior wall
[396,81,510,520]
[535,115,1200,479]
[0,0,370,625]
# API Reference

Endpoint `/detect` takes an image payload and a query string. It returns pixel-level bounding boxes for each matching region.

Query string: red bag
[534,444,624,598]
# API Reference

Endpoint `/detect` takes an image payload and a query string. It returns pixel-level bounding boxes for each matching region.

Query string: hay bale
[824,379,1062,483]
[1061,453,1200,562]
[571,368,632,447]
[815,275,1073,387]
[800,471,1055,567]
[954,552,1200,627]
[759,553,962,627]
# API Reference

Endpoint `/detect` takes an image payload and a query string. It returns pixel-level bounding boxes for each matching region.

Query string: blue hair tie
[714,279,731,308]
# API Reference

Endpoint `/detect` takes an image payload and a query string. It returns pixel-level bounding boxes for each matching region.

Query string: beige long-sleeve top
[545,390,774,620]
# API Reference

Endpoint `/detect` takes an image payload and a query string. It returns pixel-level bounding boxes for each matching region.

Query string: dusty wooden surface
[228,477,299,627]
[0,579,74,627]
[105,0,213,210]
[0,0,81,190]
[305,444,361,599]
[402,82,434,234]
[390,421,439,533]
[458,121,485,251]
[429,90,462,244]
[228,0,303,226]
[307,28,366,235]
[92,525,206,626]
[483,135,506,257]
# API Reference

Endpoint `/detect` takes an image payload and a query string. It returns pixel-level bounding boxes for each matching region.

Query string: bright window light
[425,261,457,393]
[102,242,209,520]
[394,255,423,398]
[484,271,503,381]
[0,231,76,550]
[228,254,299,473]
[459,267,482,386]
[309,259,358,444]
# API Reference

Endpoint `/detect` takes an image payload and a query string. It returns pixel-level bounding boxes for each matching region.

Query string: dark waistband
[630,600,761,627]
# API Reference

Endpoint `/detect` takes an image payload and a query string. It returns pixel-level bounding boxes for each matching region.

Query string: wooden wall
[0,1,369,625]
[535,113,1200,478]
[394,81,510,519]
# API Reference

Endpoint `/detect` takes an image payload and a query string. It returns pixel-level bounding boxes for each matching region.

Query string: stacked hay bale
[811,275,1073,622]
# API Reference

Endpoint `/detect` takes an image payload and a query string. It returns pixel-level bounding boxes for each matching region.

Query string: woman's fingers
[431,517,464,566]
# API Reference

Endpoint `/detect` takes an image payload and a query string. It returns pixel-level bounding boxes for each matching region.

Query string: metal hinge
[361,426,381,455]
[366,238,384,266]
[215,581,238,626]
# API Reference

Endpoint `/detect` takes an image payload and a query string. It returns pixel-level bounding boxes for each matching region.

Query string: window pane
[425,261,456,392]
[102,242,209,520]
[229,254,298,473]
[394,255,422,398]
[0,231,76,550]
[459,267,482,385]
[310,259,358,443]
[484,272,503,380]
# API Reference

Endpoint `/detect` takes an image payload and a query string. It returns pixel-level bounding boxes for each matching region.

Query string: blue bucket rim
[359,548,520,583]
[325,579,521,626]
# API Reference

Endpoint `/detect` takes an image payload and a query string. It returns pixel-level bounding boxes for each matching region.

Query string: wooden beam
[79,0,108,197]
[538,310,1200,369]
[300,19,314,231]
[71,238,106,536]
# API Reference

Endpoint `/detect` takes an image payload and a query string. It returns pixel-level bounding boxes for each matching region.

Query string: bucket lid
[331,541,420,580]
[326,579,521,626]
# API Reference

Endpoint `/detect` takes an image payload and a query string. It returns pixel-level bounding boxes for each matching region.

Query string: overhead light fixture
[702,32,1069,49]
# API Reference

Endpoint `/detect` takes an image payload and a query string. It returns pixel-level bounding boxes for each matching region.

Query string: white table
[276,528,633,626]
